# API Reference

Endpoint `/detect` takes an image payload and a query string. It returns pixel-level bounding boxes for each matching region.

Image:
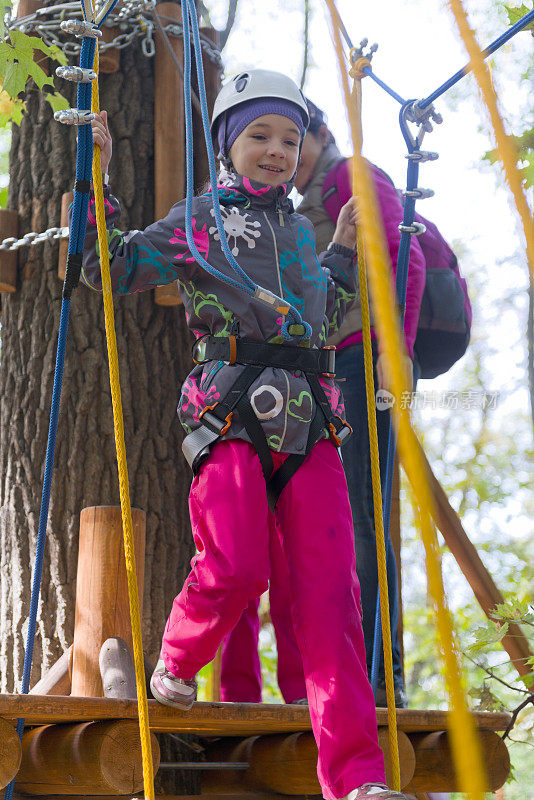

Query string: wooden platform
[0,694,511,735]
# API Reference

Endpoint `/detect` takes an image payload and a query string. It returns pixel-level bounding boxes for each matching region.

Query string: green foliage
[484,129,534,188]
[505,2,534,28]
[0,0,68,126]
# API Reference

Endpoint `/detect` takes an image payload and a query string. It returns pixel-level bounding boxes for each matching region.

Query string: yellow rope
[91,44,155,800]
[323,1,487,796]
[447,0,534,278]
[349,57,401,789]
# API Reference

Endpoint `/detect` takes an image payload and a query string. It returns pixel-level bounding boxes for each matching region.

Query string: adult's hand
[376,352,413,394]
[91,110,112,175]
[332,197,360,250]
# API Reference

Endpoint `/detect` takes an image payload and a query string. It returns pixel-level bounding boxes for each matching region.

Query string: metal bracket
[54,109,95,125]
[56,66,97,83]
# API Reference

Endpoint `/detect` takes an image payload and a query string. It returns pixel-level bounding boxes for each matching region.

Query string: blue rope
[180,0,311,342]
[370,105,422,694]
[4,22,101,800]
[418,7,534,109]
[362,66,406,106]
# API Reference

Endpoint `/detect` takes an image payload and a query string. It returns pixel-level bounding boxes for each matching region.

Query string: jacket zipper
[262,211,283,298]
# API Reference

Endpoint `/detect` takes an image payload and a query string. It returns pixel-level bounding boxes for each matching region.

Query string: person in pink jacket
[220,98,426,708]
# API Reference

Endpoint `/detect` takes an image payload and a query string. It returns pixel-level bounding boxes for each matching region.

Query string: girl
[83,69,410,800]
[221,98,426,709]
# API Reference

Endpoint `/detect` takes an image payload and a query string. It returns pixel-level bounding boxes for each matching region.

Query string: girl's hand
[332,196,360,250]
[91,110,112,175]
[376,352,413,394]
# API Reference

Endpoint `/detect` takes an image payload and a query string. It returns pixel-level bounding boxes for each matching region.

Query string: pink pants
[161,438,385,798]
[220,522,306,704]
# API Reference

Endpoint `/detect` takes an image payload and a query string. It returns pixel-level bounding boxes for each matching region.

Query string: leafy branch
[1,0,69,127]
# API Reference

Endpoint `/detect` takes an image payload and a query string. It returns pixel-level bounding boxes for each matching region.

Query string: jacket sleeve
[73,186,207,295]
[319,243,358,335]
[332,161,426,359]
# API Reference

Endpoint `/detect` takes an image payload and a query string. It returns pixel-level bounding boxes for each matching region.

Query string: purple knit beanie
[217,98,305,159]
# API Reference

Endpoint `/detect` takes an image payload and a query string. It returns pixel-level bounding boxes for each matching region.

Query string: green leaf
[0,0,12,40]
[0,185,7,208]
[45,91,69,114]
[2,56,28,97]
[506,3,534,30]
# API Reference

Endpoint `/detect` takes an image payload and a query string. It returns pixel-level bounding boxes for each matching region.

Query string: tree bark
[0,40,194,693]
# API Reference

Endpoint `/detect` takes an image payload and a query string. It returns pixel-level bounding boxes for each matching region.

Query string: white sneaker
[338,785,410,800]
[149,658,197,710]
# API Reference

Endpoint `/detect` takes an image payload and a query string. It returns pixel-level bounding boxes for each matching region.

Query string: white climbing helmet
[211,69,310,137]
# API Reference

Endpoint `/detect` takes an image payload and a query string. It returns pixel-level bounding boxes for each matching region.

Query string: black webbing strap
[266,410,325,511]
[236,396,274,482]
[199,365,264,434]
[194,336,335,375]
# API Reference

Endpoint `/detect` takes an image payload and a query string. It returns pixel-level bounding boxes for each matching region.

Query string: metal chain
[4,0,223,66]
[0,226,69,252]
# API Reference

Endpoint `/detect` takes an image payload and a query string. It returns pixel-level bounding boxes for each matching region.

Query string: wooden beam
[0,695,512,736]
[16,721,160,795]
[71,506,146,698]
[0,718,22,791]
[204,729,415,794]
[418,443,534,687]
[405,729,510,793]
[29,645,72,697]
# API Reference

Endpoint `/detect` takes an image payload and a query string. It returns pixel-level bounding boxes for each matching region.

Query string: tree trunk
[0,37,194,694]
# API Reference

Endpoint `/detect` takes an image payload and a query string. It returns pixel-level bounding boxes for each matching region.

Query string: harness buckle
[329,418,353,447]
[191,334,210,365]
[199,403,233,436]
[321,345,336,378]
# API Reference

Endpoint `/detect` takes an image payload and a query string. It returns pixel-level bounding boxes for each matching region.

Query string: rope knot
[350,56,372,80]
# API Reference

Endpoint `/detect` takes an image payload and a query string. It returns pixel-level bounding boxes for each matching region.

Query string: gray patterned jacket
[79,171,357,456]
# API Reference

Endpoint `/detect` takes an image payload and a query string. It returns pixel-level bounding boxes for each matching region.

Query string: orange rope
[447,0,534,278]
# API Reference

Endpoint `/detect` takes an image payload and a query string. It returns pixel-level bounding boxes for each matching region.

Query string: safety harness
[181,335,352,509]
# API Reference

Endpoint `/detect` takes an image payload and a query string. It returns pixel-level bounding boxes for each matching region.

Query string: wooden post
[16,720,160,795]
[71,506,146,698]
[0,210,18,293]
[405,729,510,793]
[192,27,221,189]
[29,645,72,696]
[154,2,184,307]
[0,718,22,791]
[204,729,415,794]
[99,25,121,74]
[57,192,72,282]
[417,442,534,687]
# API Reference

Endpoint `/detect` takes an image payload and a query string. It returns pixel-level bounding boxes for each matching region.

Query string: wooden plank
[418,443,534,687]
[29,646,72,697]
[0,695,512,735]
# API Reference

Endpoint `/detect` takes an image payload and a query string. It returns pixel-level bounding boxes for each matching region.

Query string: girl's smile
[229,113,301,187]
